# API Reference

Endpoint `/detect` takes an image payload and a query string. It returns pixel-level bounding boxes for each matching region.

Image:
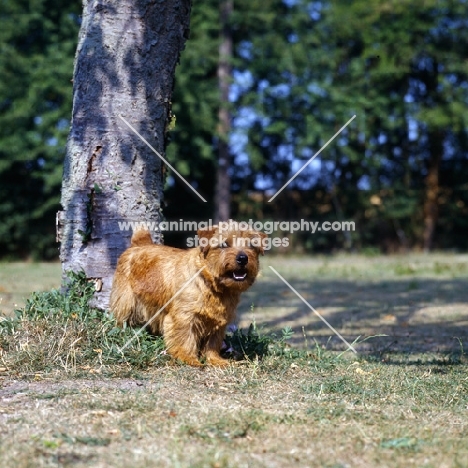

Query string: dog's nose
[236,252,248,267]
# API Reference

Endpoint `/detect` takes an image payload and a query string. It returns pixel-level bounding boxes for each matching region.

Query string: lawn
[0,254,467,467]
[0,262,61,316]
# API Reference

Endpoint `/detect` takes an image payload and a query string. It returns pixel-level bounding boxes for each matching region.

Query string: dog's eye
[220,241,229,248]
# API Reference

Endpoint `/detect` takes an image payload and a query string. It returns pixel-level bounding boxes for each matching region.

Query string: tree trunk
[214,0,233,223]
[423,130,442,251]
[58,0,191,309]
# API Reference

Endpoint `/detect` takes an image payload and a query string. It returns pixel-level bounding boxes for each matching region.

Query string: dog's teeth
[233,272,247,280]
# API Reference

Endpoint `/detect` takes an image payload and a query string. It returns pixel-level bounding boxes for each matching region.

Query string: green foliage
[163,0,220,225]
[2,0,468,256]
[222,322,294,361]
[231,0,468,251]
[222,323,270,361]
[0,0,81,259]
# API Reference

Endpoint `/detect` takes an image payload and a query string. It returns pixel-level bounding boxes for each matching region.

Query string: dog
[110,222,267,366]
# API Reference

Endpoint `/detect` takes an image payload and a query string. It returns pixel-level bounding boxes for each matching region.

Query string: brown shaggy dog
[110,223,267,366]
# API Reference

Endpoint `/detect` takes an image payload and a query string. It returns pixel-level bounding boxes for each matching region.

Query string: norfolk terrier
[110,222,267,366]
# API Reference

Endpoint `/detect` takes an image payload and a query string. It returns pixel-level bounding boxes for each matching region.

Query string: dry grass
[1,359,467,467]
[1,255,468,467]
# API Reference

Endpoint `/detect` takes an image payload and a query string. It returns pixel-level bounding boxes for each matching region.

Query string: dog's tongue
[233,270,247,281]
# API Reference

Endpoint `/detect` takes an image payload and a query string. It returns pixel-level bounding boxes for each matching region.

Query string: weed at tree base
[0,271,166,375]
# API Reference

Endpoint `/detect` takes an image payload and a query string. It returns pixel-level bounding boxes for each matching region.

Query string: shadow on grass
[238,273,468,357]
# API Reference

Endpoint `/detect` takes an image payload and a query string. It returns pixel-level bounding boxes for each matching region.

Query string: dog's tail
[131,229,154,247]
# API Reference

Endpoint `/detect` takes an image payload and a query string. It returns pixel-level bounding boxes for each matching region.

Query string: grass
[1,254,468,467]
[1,356,467,467]
[0,262,60,316]
[237,253,468,356]
[0,271,169,374]
[0,271,287,375]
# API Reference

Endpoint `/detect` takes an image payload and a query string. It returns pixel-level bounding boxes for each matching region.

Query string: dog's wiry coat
[110,225,266,366]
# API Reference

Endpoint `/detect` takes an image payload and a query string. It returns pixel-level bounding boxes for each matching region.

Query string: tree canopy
[0,0,81,258]
[1,0,468,258]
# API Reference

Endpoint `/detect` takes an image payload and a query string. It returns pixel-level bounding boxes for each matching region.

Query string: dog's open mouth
[232,269,248,281]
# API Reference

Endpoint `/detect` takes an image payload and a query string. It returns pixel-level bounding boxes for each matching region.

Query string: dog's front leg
[162,315,203,367]
[205,327,230,367]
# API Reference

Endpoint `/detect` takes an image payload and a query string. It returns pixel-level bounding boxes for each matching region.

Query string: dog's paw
[170,351,204,367]
[206,356,231,367]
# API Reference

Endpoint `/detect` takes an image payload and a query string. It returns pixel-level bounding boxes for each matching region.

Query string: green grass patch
[0,271,167,375]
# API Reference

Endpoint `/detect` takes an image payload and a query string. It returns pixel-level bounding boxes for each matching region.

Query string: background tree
[2,0,468,258]
[326,0,468,250]
[0,0,81,259]
[231,0,468,251]
[215,0,234,222]
[164,0,219,232]
[59,0,191,308]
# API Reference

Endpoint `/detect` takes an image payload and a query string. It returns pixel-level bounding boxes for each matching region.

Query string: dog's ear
[249,231,268,255]
[197,227,217,254]
[131,229,153,247]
